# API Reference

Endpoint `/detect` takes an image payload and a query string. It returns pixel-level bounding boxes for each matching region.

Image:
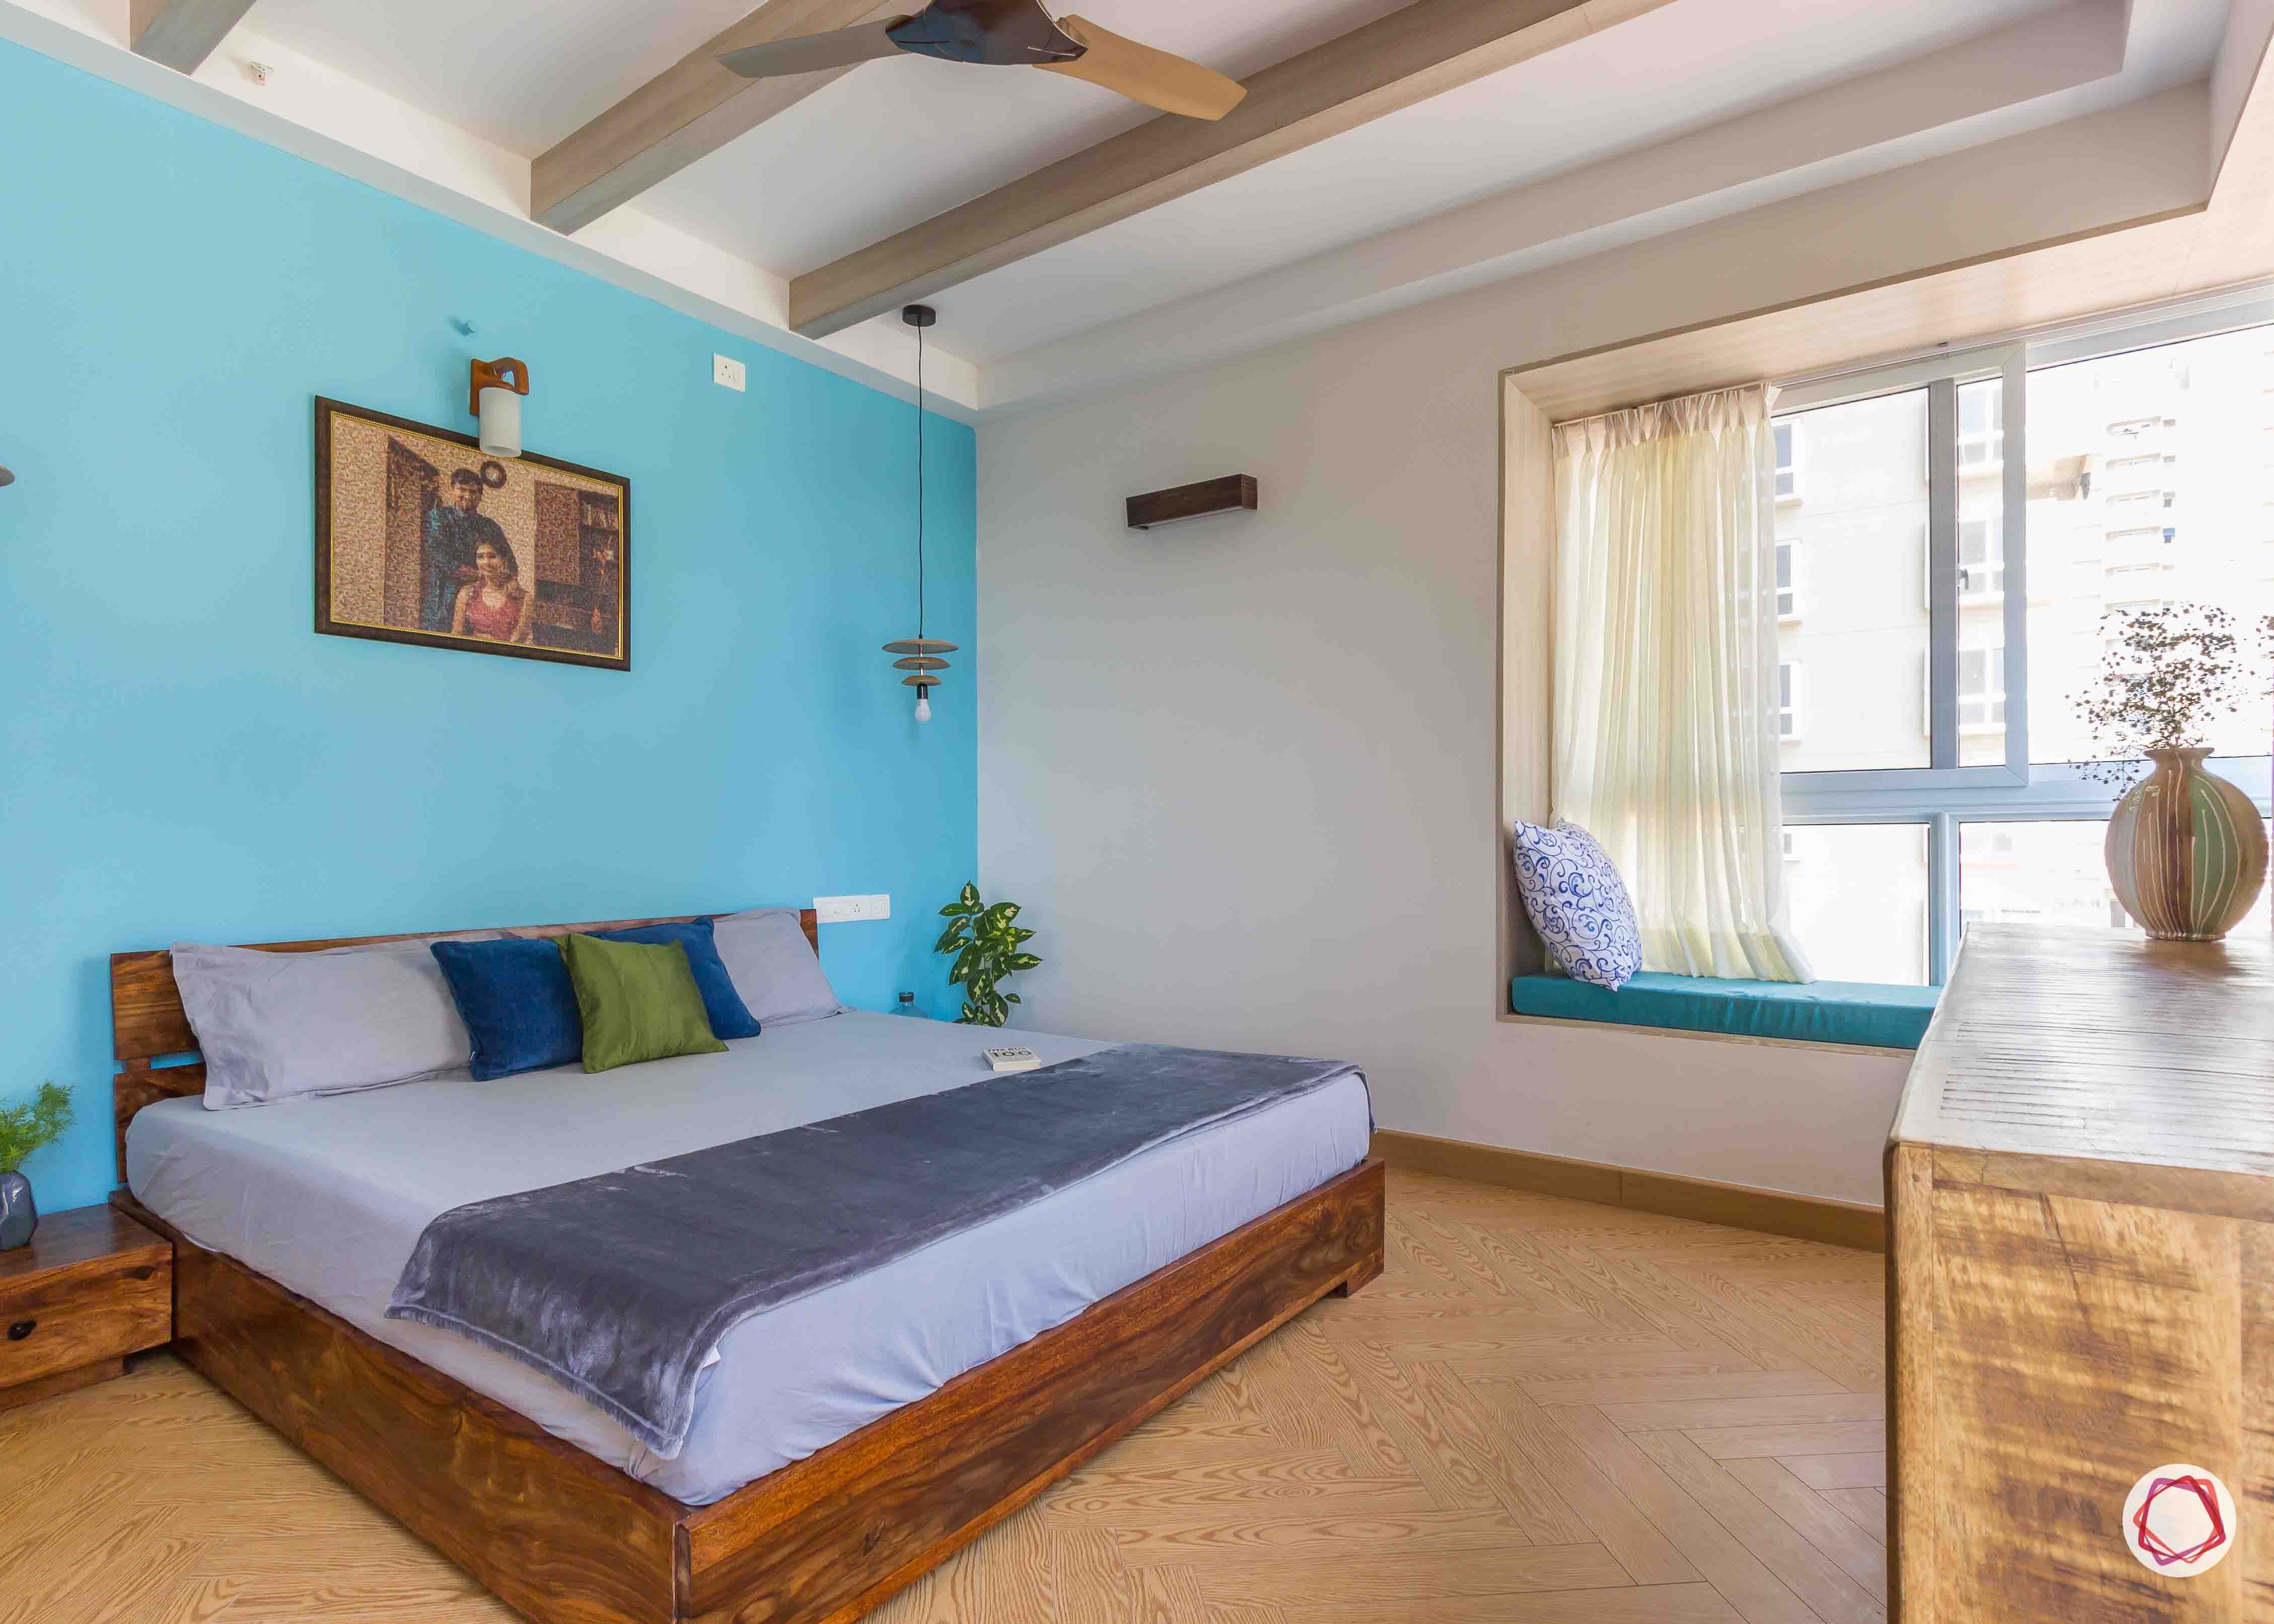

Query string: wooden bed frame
[108,910,1385,1624]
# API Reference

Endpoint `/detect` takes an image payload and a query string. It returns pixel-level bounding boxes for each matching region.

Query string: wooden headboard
[110,908,820,1179]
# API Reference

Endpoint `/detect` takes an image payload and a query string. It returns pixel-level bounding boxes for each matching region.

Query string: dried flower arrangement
[2070,604,2264,785]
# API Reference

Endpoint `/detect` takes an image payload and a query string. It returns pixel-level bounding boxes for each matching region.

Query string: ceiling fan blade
[1037,15,1245,120]
[717,20,911,79]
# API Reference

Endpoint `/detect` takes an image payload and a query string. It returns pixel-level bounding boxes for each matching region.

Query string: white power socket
[813,894,891,924]
[713,353,746,392]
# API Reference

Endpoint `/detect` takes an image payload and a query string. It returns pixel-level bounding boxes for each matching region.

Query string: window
[1959,516,2004,599]
[1783,824,1930,983]
[1773,420,1799,500]
[1959,823,2271,935]
[1770,308,2274,983]
[1776,541,1799,619]
[1957,382,2003,468]
[1770,389,1930,773]
[2028,327,2271,765]
[1957,646,2004,732]
[1959,821,2130,931]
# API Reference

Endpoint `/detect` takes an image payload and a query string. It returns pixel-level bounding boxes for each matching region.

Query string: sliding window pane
[1771,391,1932,771]
[1959,820,2126,932]
[2024,325,2274,765]
[1961,819,2273,936]
[1956,378,2009,766]
[1783,823,1930,984]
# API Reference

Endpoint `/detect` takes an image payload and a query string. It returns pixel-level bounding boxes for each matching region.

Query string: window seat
[1509,971,1939,1050]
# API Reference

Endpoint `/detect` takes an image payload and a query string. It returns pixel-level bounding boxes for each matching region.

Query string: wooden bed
[107,909,1385,1624]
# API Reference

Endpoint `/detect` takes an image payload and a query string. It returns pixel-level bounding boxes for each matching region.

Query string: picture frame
[314,397,630,672]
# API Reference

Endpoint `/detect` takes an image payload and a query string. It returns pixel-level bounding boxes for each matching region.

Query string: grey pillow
[175,934,498,1110]
[709,908,844,1029]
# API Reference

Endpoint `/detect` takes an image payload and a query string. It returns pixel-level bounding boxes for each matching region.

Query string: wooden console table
[1887,924,2274,1619]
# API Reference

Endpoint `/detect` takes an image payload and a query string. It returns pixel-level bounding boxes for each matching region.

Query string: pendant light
[884,303,955,721]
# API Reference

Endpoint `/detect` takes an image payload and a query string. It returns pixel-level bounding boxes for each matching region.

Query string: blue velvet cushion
[590,919,761,1041]
[1510,971,1939,1049]
[430,937,586,1080]
[1509,819,1644,990]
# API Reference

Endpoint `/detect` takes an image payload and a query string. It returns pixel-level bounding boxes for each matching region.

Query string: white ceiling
[133,0,2250,385]
[650,0,2070,285]
[949,0,2227,364]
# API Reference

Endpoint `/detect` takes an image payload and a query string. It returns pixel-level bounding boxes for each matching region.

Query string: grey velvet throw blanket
[385,1043,1367,1457]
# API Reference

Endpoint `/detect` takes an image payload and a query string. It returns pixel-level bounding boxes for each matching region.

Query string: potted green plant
[2075,605,2270,941]
[0,1082,74,1249]
[933,882,1043,1026]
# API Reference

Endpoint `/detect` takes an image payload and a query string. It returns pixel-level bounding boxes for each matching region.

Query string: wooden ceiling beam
[130,0,258,74]
[532,0,903,237]
[786,0,1661,338]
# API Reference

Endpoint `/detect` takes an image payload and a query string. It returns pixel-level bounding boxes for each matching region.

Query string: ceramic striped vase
[2104,747,2269,941]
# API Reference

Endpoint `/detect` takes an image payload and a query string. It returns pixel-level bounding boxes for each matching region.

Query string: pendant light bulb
[914,691,932,723]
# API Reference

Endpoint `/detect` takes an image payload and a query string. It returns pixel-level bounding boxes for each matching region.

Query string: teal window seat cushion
[1509,971,1938,1050]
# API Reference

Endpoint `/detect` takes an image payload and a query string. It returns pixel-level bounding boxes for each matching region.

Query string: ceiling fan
[717,0,1247,121]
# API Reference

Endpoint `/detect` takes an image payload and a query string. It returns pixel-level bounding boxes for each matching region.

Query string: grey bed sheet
[125,1010,1373,1506]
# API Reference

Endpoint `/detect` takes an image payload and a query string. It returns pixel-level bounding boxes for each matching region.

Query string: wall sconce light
[469,357,529,460]
[0,465,14,488]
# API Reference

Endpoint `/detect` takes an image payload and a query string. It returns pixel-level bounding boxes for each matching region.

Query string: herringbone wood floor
[0,1169,1887,1623]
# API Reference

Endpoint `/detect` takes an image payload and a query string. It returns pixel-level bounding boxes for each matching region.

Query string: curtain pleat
[1551,385,1813,983]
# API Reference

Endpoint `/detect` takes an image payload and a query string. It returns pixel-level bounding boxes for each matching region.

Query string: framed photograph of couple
[314,397,629,671]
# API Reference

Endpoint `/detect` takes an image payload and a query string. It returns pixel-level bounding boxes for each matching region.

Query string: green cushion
[557,933,727,1073]
[1509,970,1938,1050]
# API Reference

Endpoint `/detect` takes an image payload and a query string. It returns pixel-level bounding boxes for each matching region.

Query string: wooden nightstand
[0,1204,171,1411]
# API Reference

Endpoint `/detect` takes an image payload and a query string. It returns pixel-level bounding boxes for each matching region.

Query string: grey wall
[977,283,1909,1208]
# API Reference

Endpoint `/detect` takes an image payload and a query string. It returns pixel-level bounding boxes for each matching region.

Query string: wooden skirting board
[1372,1129,1885,1252]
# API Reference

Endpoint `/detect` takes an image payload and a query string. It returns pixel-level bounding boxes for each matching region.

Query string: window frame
[1772,309,2274,983]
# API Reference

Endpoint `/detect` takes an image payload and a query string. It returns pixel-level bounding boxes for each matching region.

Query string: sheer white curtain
[1552,384,1813,983]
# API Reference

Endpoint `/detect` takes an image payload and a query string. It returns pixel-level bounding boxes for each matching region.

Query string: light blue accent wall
[0,40,977,1212]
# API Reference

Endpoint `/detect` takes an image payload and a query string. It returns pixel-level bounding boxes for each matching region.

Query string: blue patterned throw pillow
[1509,819,1643,990]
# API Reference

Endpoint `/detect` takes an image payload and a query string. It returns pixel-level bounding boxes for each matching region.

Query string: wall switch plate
[713,354,746,392]
[814,894,890,923]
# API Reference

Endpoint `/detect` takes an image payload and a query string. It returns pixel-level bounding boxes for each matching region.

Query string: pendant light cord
[915,323,926,645]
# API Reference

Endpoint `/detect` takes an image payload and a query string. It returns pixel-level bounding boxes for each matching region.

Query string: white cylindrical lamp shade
[476,387,522,459]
